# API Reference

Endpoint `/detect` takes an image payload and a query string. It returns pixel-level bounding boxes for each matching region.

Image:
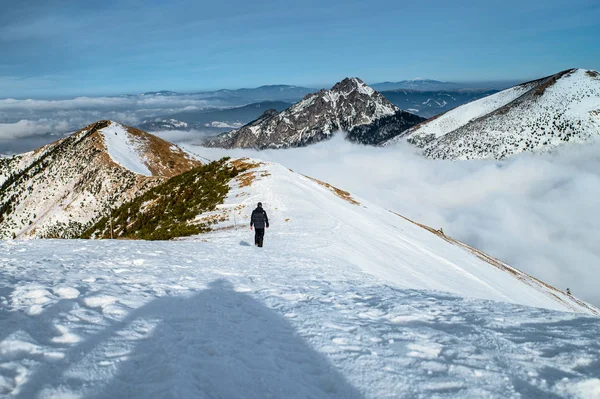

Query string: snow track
[1,239,599,399]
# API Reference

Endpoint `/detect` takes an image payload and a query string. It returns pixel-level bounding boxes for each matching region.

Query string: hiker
[250,202,269,247]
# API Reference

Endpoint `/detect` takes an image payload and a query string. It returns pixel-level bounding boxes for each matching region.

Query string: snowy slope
[396,84,534,141]
[196,160,596,314]
[1,240,599,399]
[0,121,199,239]
[386,69,600,159]
[99,123,152,176]
[1,159,600,397]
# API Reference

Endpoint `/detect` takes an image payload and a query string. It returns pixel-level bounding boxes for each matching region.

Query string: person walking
[250,202,269,247]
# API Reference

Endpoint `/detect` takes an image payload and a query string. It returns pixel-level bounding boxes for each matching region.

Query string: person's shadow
[16,279,363,399]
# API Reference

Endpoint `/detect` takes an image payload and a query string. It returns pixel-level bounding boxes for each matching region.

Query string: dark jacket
[250,207,269,229]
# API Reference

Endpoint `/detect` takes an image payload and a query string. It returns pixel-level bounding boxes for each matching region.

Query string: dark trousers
[254,228,265,247]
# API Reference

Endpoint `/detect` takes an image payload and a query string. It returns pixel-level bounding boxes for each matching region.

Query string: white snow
[1,160,598,398]
[389,69,600,160]
[204,121,244,128]
[99,122,152,176]
[353,78,376,96]
[399,83,533,142]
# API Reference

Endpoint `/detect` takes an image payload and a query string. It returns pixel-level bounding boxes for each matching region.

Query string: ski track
[1,238,599,399]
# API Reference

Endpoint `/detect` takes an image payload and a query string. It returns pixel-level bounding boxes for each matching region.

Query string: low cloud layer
[180,135,600,308]
[0,95,222,154]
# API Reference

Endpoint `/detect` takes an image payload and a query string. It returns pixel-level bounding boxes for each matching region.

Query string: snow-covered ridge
[386,69,600,159]
[189,157,597,315]
[0,155,599,397]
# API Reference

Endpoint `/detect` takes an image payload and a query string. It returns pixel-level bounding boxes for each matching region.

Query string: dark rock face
[347,111,426,145]
[203,78,423,149]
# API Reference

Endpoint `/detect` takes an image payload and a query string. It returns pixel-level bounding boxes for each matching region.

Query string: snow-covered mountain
[386,69,600,159]
[0,121,199,239]
[203,78,424,149]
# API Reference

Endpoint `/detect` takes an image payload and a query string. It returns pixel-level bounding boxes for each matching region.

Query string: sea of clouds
[0,95,218,155]
[178,134,600,308]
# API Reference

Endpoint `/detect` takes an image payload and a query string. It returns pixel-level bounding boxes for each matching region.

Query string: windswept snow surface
[1,239,600,399]
[1,161,599,398]
[99,122,152,176]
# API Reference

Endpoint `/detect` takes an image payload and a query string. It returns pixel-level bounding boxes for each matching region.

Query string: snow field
[1,159,599,398]
[99,122,152,176]
[1,239,599,398]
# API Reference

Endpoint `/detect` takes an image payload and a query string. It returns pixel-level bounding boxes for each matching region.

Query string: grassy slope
[81,158,244,240]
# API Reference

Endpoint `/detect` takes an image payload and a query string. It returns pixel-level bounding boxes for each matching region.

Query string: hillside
[0,121,199,238]
[203,78,424,149]
[385,69,600,159]
[1,155,599,397]
[77,154,597,315]
[82,158,245,240]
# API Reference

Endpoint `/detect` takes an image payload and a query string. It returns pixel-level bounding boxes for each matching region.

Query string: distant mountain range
[372,79,463,92]
[130,85,316,106]
[135,82,499,133]
[138,101,292,133]
[203,78,424,149]
[385,69,600,159]
[379,89,499,118]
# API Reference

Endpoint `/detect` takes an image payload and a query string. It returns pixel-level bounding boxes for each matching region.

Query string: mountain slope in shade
[385,69,600,159]
[0,121,199,238]
[203,78,424,149]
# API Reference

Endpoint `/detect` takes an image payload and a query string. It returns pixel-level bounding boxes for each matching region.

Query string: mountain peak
[0,122,200,238]
[331,77,374,95]
[203,76,425,149]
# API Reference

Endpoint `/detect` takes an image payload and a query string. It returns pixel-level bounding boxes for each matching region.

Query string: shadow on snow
[14,279,364,399]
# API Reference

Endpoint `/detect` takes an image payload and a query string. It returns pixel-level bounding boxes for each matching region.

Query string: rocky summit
[203,77,424,149]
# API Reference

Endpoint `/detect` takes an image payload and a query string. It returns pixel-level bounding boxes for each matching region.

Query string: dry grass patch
[388,210,600,315]
[229,158,267,188]
[230,158,264,171]
[305,176,360,205]
[534,69,575,96]
[124,125,200,177]
[586,70,599,78]
[237,171,257,188]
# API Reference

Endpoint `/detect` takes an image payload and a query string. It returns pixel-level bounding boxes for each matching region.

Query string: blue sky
[1,0,599,98]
